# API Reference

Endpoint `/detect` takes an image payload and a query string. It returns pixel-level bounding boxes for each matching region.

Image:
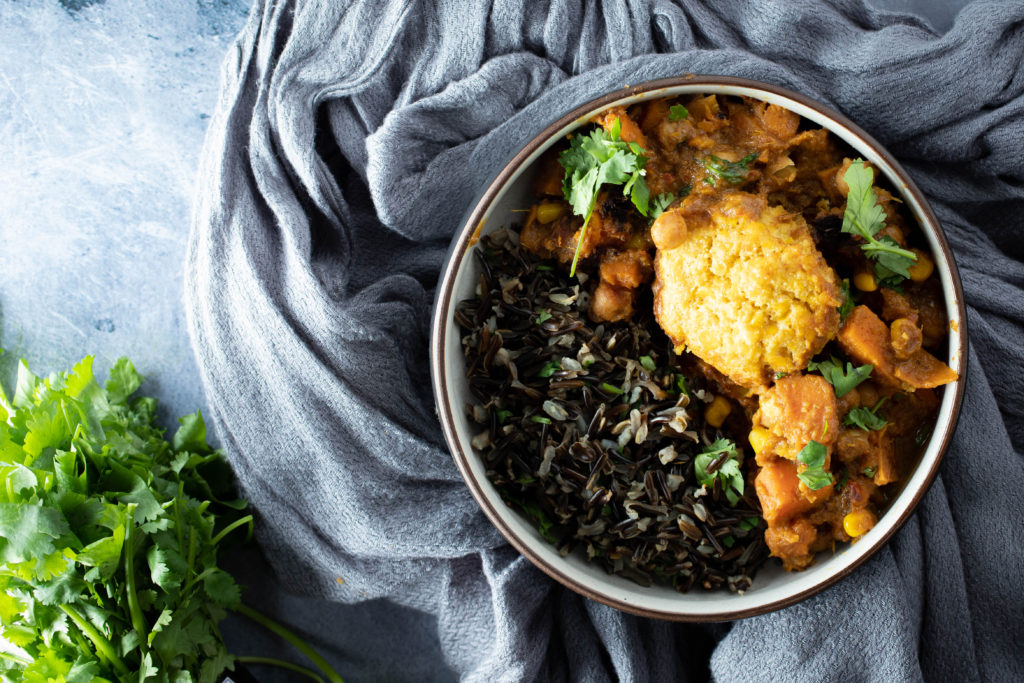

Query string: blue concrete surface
[0,0,969,679]
[0,0,249,431]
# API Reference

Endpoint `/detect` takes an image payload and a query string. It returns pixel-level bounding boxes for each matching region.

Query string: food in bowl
[452,89,959,593]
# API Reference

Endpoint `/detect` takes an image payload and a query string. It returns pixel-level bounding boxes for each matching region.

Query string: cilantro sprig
[796,440,834,490]
[559,118,651,275]
[844,398,889,431]
[701,153,757,186]
[694,438,744,505]
[808,356,873,398]
[0,356,343,683]
[842,160,917,282]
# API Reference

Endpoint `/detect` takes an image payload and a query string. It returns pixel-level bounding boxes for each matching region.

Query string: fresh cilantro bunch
[559,118,651,275]
[841,160,917,284]
[694,438,744,505]
[0,356,342,683]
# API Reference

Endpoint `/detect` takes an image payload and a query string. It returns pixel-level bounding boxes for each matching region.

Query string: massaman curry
[516,94,957,571]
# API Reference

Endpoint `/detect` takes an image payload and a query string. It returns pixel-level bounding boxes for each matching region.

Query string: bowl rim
[430,75,968,621]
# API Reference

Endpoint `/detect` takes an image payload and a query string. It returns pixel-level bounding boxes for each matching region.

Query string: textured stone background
[0,0,969,679]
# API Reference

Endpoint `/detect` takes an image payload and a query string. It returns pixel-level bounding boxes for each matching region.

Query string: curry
[517,93,957,571]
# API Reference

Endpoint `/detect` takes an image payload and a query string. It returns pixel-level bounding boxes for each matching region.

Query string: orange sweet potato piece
[764,517,818,571]
[757,374,839,455]
[755,459,816,525]
[640,99,670,134]
[873,429,898,486]
[894,349,959,389]
[531,148,565,198]
[595,106,648,149]
[598,249,652,289]
[837,305,901,388]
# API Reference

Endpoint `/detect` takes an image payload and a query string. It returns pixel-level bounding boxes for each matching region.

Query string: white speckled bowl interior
[431,77,967,620]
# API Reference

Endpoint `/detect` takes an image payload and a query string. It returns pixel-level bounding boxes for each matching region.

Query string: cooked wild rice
[456,229,769,593]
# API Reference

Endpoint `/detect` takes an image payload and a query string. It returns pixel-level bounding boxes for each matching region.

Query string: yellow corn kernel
[908,248,934,282]
[704,395,732,429]
[748,426,771,455]
[843,509,877,538]
[536,200,566,224]
[853,271,877,292]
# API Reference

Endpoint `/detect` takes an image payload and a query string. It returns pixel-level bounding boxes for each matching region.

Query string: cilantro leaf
[808,357,873,398]
[105,358,142,405]
[796,440,834,490]
[838,279,855,321]
[669,104,689,121]
[172,411,209,453]
[649,192,675,221]
[844,398,889,431]
[841,160,917,282]
[559,121,650,275]
[694,439,744,505]
[701,153,757,186]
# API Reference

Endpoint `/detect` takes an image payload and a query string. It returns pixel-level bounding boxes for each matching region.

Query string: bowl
[430,76,967,620]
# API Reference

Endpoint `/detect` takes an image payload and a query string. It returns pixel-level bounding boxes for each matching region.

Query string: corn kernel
[536,200,566,224]
[748,426,771,455]
[843,509,877,538]
[853,271,877,292]
[908,248,934,282]
[705,395,732,428]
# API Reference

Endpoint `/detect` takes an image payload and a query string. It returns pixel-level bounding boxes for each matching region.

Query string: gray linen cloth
[185,1,1024,680]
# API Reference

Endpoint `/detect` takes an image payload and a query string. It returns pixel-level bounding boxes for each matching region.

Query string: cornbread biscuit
[653,192,841,389]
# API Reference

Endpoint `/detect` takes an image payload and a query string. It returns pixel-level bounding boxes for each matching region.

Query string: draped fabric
[186,1,1024,679]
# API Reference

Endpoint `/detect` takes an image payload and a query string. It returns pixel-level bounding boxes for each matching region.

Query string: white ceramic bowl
[430,76,967,620]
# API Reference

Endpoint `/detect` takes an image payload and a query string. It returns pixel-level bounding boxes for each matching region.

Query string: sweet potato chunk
[598,249,652,289]
[837,305,901,387]
[755,459,816,525]
[757,374,839,458]
[595,106,648,149]
[764,517,818,571]
[895,349,959,389]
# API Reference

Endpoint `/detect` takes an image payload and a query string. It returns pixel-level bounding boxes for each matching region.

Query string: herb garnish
[559,118,651,275]
[841,160,917,282]
[701,153,757,186]
[649,192,675,221]
[796,440,834,490]
[808,357,873,398]
[639,355,657,373]
[862,466,877,478]
[838,278,855,321]
[844,398,889,431]
[694,439,744,505]
[669,104,689,121]
[538,359,562,378]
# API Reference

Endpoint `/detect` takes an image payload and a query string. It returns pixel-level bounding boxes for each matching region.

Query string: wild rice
[456,229,769,593]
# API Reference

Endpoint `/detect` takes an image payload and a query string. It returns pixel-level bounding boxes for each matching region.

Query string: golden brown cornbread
[653,192,841,389]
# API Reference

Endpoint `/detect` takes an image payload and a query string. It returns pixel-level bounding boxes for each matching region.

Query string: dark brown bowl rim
[430,75,968,622]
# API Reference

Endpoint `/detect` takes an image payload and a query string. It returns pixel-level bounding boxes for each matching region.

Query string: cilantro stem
[234,603,345,683]
[237,656,327,683]
[569,206,596,277]
[123,509,149,651]
[0,651,32,667]
[211,514,255,547]
[60,603,131,678]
